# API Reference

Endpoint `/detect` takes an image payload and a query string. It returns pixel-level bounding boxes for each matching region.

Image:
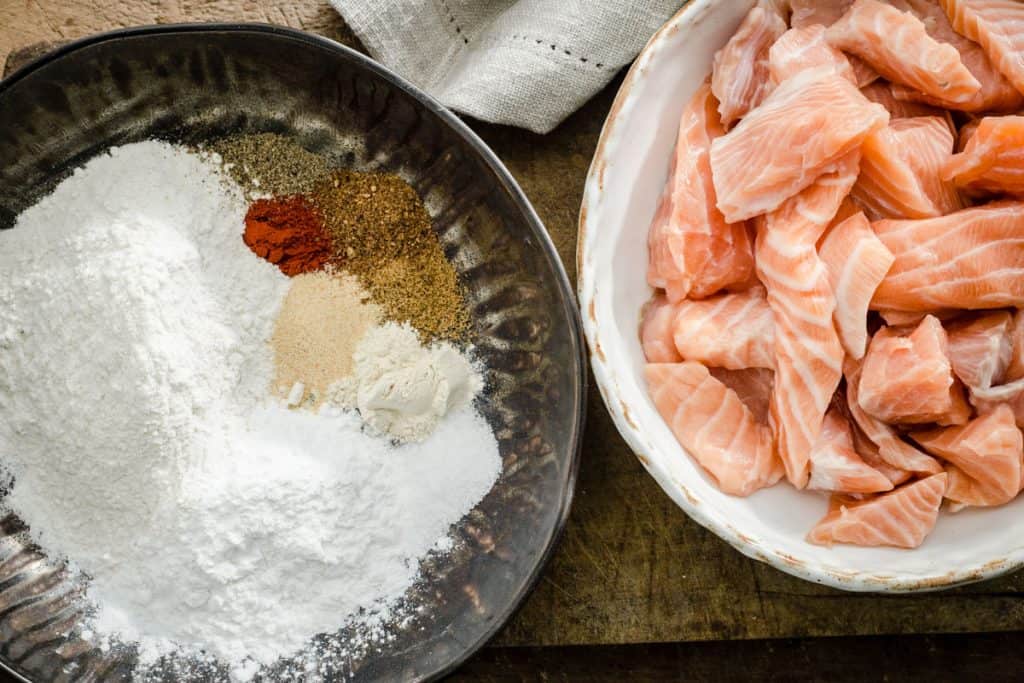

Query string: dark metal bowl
[0,24,584,682]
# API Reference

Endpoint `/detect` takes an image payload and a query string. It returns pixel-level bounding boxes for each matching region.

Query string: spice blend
[314,170,470,341]
[271,271,381,406]
[209,133,330,197]
[243,196,333,276]
[214,134,470,342]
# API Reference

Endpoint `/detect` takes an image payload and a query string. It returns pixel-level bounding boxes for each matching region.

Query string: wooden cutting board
[3,0,1022,651]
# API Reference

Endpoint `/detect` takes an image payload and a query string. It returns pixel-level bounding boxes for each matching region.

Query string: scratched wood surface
[2,1,1022,652]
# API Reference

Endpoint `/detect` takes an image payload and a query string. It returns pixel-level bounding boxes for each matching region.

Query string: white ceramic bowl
[578,0,1024,591]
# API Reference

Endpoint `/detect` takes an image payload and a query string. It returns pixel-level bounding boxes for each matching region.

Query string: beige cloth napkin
[330,0,685,133]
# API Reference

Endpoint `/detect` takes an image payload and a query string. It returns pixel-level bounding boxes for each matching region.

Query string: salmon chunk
[942,116,1024,196]
[858,316,972,425]
[940,0,1024,97]
[832,392,916,486]
[769,25,858,85]
[809,407,895,493]
[827,0,981,104]
[807,473,947,548]
[872,202,1024,311]
[711,1,787,127]
[967,378,1024,429]
[860,80,948,118]
[640,294,682,363]
[945,311,1013,391]
[1005,309,1024,382]
[852,426,916,487]
[853,117,962,219]
[756,155,860,488]
[710,68,888,222]
[785,0,879,85]
[645,362,784,496]
[648,82,756,302]
[845,356,944,474]
[891,0,1024,112]
[671,286,775,370]
[709,368,774,423]
[818,211,895,359]
[913,404,1023,507]
[879,309,959,327]
[790,0,855,28]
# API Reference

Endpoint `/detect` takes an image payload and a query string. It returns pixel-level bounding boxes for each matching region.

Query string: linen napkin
[330,0,685,134]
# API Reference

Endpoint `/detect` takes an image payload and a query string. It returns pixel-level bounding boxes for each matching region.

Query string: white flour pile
[0,141,501,679]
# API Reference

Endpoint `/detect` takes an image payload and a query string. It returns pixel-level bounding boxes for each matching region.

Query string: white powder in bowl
[331,322,484,443]
[0,141,502,679]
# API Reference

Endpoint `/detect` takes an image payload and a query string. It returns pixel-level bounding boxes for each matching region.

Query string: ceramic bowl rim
[576,0,1023,593]
[0,22,586,683]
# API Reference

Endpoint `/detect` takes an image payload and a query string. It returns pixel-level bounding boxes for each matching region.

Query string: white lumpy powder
[331,322,484,443]
[0,141,501,678]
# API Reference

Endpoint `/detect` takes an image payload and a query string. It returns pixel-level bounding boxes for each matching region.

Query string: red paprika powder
[243,196,332,276]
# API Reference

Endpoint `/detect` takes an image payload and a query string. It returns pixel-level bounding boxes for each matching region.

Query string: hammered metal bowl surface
[0,24,583,682]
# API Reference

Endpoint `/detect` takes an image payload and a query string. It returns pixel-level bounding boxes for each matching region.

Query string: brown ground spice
[312,170,470,341]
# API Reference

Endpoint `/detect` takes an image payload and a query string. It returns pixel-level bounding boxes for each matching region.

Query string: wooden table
[4,2,1023,679]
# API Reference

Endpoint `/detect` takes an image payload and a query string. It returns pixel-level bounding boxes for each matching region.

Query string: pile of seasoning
[210,133,329,198]
[210,133,470,342]
[243,196,332,277]
[314,170,470,341]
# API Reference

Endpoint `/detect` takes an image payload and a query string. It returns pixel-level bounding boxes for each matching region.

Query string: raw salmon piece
[945,311,1012,391]
[709,367,774,423]
[853,117,962,219]
[672,286,775,370]
[940,0,1024,97]
[826,197,863,237]
[852,426,916,486]
[861,80,948,118]
[756,155,860,488]
[871,201,1024,311]
[849,58,883,88]
[827,0,981,104]
[819,212,895,359]
[889,0,1024,112]
[710,68,888,223]
[807,473,947,548]
[769,25,858,85]
[648,83,756,301]
[879,308,959,326]
[831,391,916,486]
[913,404,1023,507]
[783,0,881,84]
[640,294,682,363]
[844,356,945,473]
[966,377,1024,428]
[942,116,1024,196]
[645,362,784,496]
[809,407,895,493]
[1005,309,1024,382]
[790,0,855,27]
[859,316,972,425]
[712,1,788,127]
